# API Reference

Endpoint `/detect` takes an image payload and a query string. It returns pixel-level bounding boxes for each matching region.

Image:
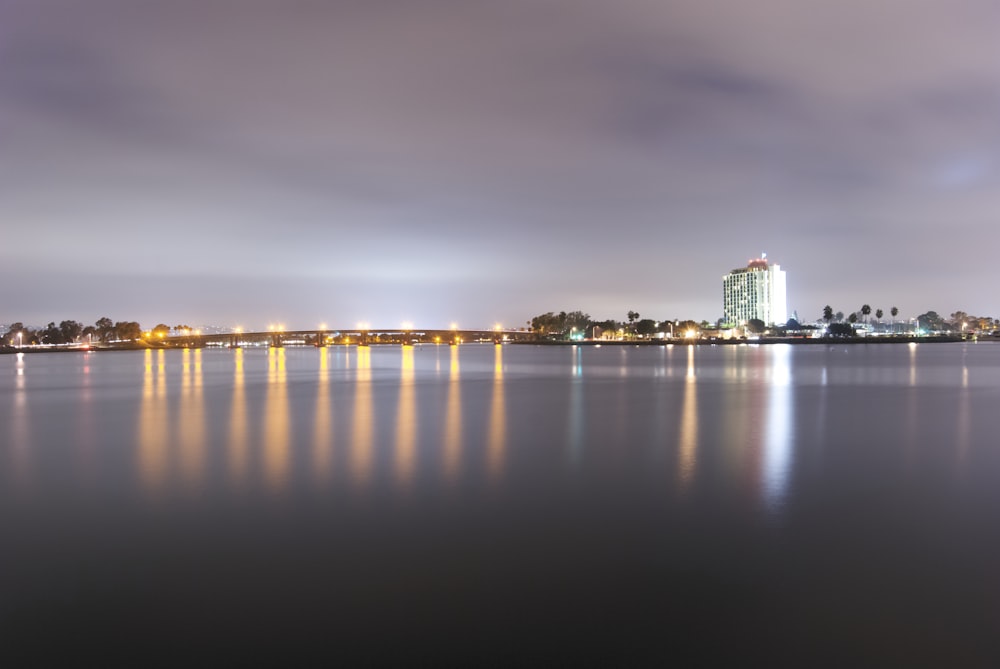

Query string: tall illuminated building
[722,254,787,326]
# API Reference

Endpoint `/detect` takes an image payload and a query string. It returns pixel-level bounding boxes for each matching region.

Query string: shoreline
[513,335,981,346]
[2,334,992,354]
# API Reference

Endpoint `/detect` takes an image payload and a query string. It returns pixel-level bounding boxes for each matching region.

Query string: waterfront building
[722,255,787,326]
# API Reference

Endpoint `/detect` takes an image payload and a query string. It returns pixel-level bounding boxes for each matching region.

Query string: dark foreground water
[2,342,1000,666]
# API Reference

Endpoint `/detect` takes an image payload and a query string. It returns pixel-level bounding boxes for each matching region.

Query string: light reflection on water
[228,348,249,490]
[395,345,417,489]
[9,353,30,489]
[263,347,290,493]
[312,347,333,486]
[442,345,462,482]
[138,349,168,495]
[762,344,793,512]
[677,345,697,490]
[350,345,374,488]
[7,342,1000,665]
[3,342,1000,514]
[487,343,506,482]
[179,348,206,492]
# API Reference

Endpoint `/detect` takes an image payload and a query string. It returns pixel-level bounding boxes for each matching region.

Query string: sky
[3,0,999,331]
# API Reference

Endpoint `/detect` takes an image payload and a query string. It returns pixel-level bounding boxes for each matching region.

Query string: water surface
[2,343,999,666]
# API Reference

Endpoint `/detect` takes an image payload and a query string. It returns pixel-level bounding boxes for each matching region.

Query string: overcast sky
[3,0,999,330]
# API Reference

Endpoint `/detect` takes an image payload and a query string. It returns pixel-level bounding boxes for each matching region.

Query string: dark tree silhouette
[95,317,114,343]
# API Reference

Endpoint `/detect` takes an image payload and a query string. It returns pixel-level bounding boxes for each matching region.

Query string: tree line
[1,318,192,347]
[823,304,1000,332]
[528,310,703,339]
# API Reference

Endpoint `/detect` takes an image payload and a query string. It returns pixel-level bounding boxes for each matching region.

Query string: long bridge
[167,327,534,348]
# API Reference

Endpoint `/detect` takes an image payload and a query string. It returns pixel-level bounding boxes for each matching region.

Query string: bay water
[2,343,999,666]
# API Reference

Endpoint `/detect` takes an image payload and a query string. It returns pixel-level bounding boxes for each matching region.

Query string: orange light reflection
[487,344,506,481]
[178,348,206,493]
[350,345,374,488]
[228,348,249,490]
[313,347,334,485]
[443,345,462,482]
[263,347,290,493]
[138,349,169,497]
[395,345,417,489]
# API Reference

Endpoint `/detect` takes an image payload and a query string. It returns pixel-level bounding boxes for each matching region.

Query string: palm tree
[823,305,833,324]
[626,310,639,339]
[861,304,871,324]
[875,308,883,332]
[891,306,899,333]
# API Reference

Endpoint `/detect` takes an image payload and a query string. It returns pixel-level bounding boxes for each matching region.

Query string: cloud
[3,0,1000,326]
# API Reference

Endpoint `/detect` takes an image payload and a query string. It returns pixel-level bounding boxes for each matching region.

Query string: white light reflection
[957,354,971,466]
[677,346,697,490]
[568,345,584,464]
[8,352,31,490]
[762,345,793,515]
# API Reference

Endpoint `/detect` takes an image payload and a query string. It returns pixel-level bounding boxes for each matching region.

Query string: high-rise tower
[722,254,787,326]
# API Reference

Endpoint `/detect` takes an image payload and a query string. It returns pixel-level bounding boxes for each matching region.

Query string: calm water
[2,343,1000,666]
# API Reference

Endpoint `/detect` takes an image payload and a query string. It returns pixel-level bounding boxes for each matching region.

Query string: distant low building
[723,254,787,327]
